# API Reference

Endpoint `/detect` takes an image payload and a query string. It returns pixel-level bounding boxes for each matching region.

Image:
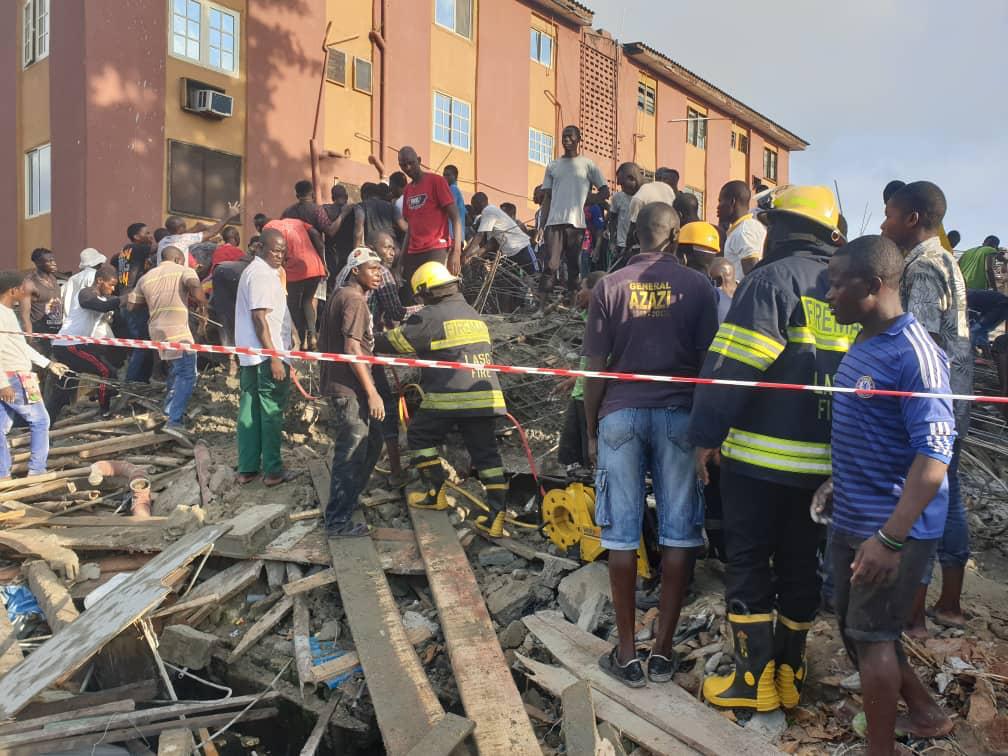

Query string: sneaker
[598,647,646,688]
[646,650,678,683]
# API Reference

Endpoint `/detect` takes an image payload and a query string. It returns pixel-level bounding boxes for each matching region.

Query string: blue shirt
[448,183,466,241]
[831,313,956,540]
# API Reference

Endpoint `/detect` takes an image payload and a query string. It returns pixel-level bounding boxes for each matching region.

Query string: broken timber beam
[562,680,600,756]
[288,563,316,695]
[0,525,230,719]
[298,694,340,756]
[522,612,783,756]
[308,459,443,755]
[409,507,539,755]
[0,604,23,676]
[23,560,80,632]
[226,595,294,663]
[403,714,475,756]
[310,625,433,685]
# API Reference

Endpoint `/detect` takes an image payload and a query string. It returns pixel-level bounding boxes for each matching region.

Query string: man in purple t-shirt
[583,201,719,688]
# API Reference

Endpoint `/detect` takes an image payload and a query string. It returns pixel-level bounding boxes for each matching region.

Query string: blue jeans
[0,375,50,477]
[164,352,197,425]
[923,440,969,583]
[594,406,704,550]
[125,308,153,383]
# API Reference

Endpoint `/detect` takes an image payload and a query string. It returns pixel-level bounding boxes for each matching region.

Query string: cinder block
[158,625,220,670]
[214,504,289,558]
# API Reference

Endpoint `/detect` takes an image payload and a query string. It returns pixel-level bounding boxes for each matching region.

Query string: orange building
[2,0,806,270]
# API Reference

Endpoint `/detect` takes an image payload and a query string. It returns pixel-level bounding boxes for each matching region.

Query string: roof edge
[525,0,594,28]
[623,42,809,151]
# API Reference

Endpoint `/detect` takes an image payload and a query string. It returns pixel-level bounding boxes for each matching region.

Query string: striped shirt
[831,313,955,539]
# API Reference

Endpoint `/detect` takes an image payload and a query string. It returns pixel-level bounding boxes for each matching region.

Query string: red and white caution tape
[18,331,1008,404]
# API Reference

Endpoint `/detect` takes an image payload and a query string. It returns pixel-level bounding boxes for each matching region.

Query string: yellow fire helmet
[411,260,459,295]
[757,185,843,239]
[679,221,721,253]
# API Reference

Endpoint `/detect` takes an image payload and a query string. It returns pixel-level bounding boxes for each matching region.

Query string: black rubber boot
[702,613,780,712]
[407,459,449,511]
[774,614,811,709]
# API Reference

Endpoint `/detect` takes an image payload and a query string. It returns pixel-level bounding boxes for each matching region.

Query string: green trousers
[237,361,290,476]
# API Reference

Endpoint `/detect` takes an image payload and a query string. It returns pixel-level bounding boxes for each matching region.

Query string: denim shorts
[594,406,704,550]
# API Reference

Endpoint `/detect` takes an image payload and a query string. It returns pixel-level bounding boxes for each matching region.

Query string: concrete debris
[477,545,518,568]
[558,562,611,623]
[158,624,220,670]
[498,619,528,649]
[485,575,536,625]
[402,610,439,636]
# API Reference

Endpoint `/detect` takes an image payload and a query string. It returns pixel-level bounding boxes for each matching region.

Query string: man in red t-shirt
[209,226,247,275]
[398,146,462,300]
[264,217,326,349]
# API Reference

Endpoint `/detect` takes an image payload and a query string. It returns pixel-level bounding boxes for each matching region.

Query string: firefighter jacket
[687,241,859,489]
[374,292,506,417]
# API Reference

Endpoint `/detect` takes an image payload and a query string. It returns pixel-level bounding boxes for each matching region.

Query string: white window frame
[435,0,473,39]
[763,147,778,182]
[686,107,707,150]
[528,128,554,166]
[530,28,553,68]
[25,143,51,219]
[353,57,373,94]
[22,0,48,68]
[433,92,471,152]
[169,0,240,76]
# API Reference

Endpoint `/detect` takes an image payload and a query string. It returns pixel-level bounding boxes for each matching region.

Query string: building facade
[3,0,806,270]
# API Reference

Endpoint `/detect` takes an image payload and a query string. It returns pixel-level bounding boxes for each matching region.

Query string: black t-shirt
[209,259,251,322]
[114,243,155,293]
[318,285,374,405]
[320,202,357,271]
[361,198,402,246]
[282,201,325,232]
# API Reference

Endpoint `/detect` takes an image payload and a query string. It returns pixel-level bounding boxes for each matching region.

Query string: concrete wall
[323,0,373,183]
[704,105,731,222]
[384,0,432,172]
[476,0,530,205]
[1,3,21,269]
[429,4,478,185]
[245,0,326,236]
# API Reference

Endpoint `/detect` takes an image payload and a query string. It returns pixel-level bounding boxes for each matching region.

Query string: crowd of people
[0,123,1005,755]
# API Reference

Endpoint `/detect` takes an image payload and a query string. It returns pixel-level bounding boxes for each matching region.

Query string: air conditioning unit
[191,89,234,118]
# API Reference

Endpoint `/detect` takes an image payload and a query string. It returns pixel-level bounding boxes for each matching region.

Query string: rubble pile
[1,355,1007,755]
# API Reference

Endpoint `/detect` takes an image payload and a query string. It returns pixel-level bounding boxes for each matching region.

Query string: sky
[587,0,1007,245]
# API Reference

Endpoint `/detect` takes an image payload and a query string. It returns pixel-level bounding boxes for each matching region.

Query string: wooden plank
[516,653,700,756]
[261,529,426,575]
[308,459,442,756]
[14,681,159,720]
[150,592,221,619]
[403,713,475,756]
[0,601,24,677]
[1,708,276,753]
[0,693,280,747]
[562,680,600,756]
[288,564,315,694]
[23,560,80,632]
[0,700,136,736]
[309,625,434,685]
[283,567,337,596]
[409,507,540,755]
[597,722,627,756]
[298,694,340,756]
[226,595,294,662]
[182,559,262,625]
[522,612,783,756]
[0,525,229,719]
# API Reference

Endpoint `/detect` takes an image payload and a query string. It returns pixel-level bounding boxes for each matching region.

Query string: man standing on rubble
[234,229,295,487]
[127,246,208,443]
[539,126,610,301]
[608,163,642,269]
[374,261,510,537]
[583,202,719,688]
[881,181,974,637]
[690,186,852,713]
[319,247,387,538]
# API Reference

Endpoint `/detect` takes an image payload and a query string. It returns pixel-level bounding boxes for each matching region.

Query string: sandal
[598,647,646,688]
[263,470,299,487]
[236,472,259,484]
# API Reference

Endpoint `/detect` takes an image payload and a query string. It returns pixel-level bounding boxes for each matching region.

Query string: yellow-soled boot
[406,458,450,511]
[473,469,507,537]
[774,614,811,709]
[703,613,780,712]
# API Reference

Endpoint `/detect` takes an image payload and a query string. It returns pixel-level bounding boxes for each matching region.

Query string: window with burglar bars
[683,186,705,219]
[434,92,471,151]
[637,81,656,115]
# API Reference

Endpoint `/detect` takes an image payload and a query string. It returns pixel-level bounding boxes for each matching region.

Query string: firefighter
[374,261,509,536]
[688,186,854,712]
